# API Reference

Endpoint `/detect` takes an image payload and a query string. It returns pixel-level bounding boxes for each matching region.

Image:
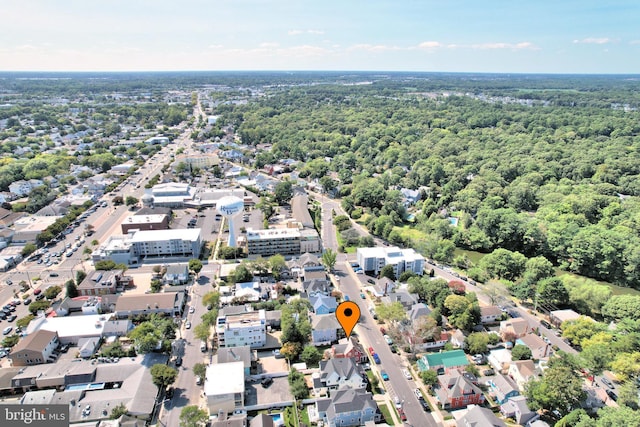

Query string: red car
[398,409,407,421]
[33,289,42,295]
[379,327,386,334]
[368,347,375,356]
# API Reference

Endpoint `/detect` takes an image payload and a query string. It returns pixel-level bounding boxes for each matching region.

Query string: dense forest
[215,74,640,289]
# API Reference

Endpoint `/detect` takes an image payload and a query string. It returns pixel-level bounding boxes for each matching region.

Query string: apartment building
[216,309,267,349]
[245,227,320,257]
[356,246,425,277]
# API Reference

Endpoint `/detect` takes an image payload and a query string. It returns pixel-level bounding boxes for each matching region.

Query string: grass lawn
[377,403,393,425]
[300,406,310,426]
[394,225,429,242]
[366,370,382,394]
[335,229,356,253]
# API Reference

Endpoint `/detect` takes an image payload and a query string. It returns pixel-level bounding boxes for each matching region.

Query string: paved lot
[258,354,288,374]
[245,377,293,407]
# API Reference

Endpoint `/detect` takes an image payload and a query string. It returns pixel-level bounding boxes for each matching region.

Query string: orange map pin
[336,301,361,338]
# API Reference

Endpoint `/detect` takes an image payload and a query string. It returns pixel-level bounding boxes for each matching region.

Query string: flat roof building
[356,246,425,277]
[121,214,170,233]
[205,361,245,415]
[216,309,266,349]
[245,227,320,257]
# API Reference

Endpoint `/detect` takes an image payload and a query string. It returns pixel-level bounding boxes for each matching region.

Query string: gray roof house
[381,289,419,310]
[500,395,539,425]
[456,405,507,427]
[408,303,432,322]
[215,346,256,376]
[315,358,367,396]
[163,263,190,285]
[316,388,381,427]
[311,314,340,346]
[302,279,331,297]
[309,294,338,314]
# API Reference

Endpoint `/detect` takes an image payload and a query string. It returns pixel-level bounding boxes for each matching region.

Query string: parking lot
[245,376,294,408]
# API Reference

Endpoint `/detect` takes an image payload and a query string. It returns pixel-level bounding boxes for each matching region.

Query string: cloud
[470,42,538,50]
[208,44,224,49]
[417,41,442,49]
[259,42,279,48]
[573,37,611,44]
[288,29,324,36]
[630,40,640,45]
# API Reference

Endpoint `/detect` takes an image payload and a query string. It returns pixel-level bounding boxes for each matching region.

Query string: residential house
[500,318,530,340]
[434,370,485,410]
[480,306,503,324]
[8,330,59,367]
[408,303,432,322]
[500,395,538,425]
[381,289,419,310]
[487,373,520,404]
[420,350,469,375]
[316,388,381,427]
[234,282,262,303]
[508,360,537,391]
[216,309,267,349]
[331,337,367,363]
[487,349,513,374]
[315,358,367,396]
[400,188,422,206]
[309,294,338,315]
[10,179,43,197]
[163,263,190,285]
[450,329,466,350]
[516,334,551,360]
[250,414,274,427]
[205,362,245,415]
[311,314,340,346]
[456,405,507,427]
[215,346,256,376]
[302,278,331,297]
[420,332,450,351]
[549,309,584,328]
[113,293,184,318]
[77,269,132,296]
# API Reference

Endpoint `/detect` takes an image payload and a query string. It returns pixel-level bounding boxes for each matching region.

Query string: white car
[403,369,412,380]
[185,321,191,329]
[189,307,195,314]
[414,388,422,399]
[394,396,402,409]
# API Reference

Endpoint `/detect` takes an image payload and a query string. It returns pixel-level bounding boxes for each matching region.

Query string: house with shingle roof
[487,373,520,404]
[408,302,432,322]
[508,360,537,391]
[309,294,338,315]
[500,395,538,425]
[480,305,503,324]
[311,314,340,346]
[516,333,551,360]
[500,318,530,339]
[456,405,506,427]
[316,388,381,427]
[331,337,367,363]
[434,370,484,409]
[314,358,367,395]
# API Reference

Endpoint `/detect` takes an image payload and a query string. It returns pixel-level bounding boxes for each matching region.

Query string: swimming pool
[65,382,105,391]
[270,413,284,426]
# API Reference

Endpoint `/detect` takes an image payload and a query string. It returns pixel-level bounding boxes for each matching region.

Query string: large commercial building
[356,246,425,277]
[216,309,267,349]
[121,214,170,233]
[142,183,245,209]
[91,228,202,265]
[244,227,321,257]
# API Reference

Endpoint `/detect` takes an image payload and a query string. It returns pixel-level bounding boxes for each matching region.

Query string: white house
[205,362,245,415]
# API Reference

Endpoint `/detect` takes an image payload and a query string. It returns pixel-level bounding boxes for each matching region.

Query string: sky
[2,0,639,74]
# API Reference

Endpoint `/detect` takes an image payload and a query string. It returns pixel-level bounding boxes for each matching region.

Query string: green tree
[179,405,208,427]
[511,344,533,360]
[525,362,586,416]
[610,352,640,381]
[321,248,337,271]
[268,254,286,278]
[466,332,490,355]
[16,314,34,328]
[65,280,78,298]
[2,334,19,348]
[125,197,139,207]
[44,285,62,300]
[21,243,37,257]
[300,345,322,366]
[288,368,309,399]
[232,263,253,283]
[617,381,639,410]
[274,180,293,205]
[75,270,87,286]
[28,300,51,315]
[202,291,220,309]
[376,302,406,325]
[188,258,203,275]
[193,323,210,341]
[280,342,303,360]
[150,364,178,389]
[562,317,607,348]
[421,370,438,388]
[601,295,640,321]
[109,403,128,420]
[595,405,640,426]
[379,264,396,281]
[537,277,569,306]
[193,363,207,380]
[479,248,527,281]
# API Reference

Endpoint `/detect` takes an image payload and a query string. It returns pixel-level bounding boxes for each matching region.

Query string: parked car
[23,298,32,305]
[402,369,412,380]
[601,378,615,389]
[383,335,393,345]
[2,326,12,335]
[185,321,191,329]
[398,409,407,421]
[372,353,381,364]
[261,377,273,388]
[381,370,389,381]
[175,357,182,367]
[414,388,423,398]
[360,293,366,299]
[33,289,42,295]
